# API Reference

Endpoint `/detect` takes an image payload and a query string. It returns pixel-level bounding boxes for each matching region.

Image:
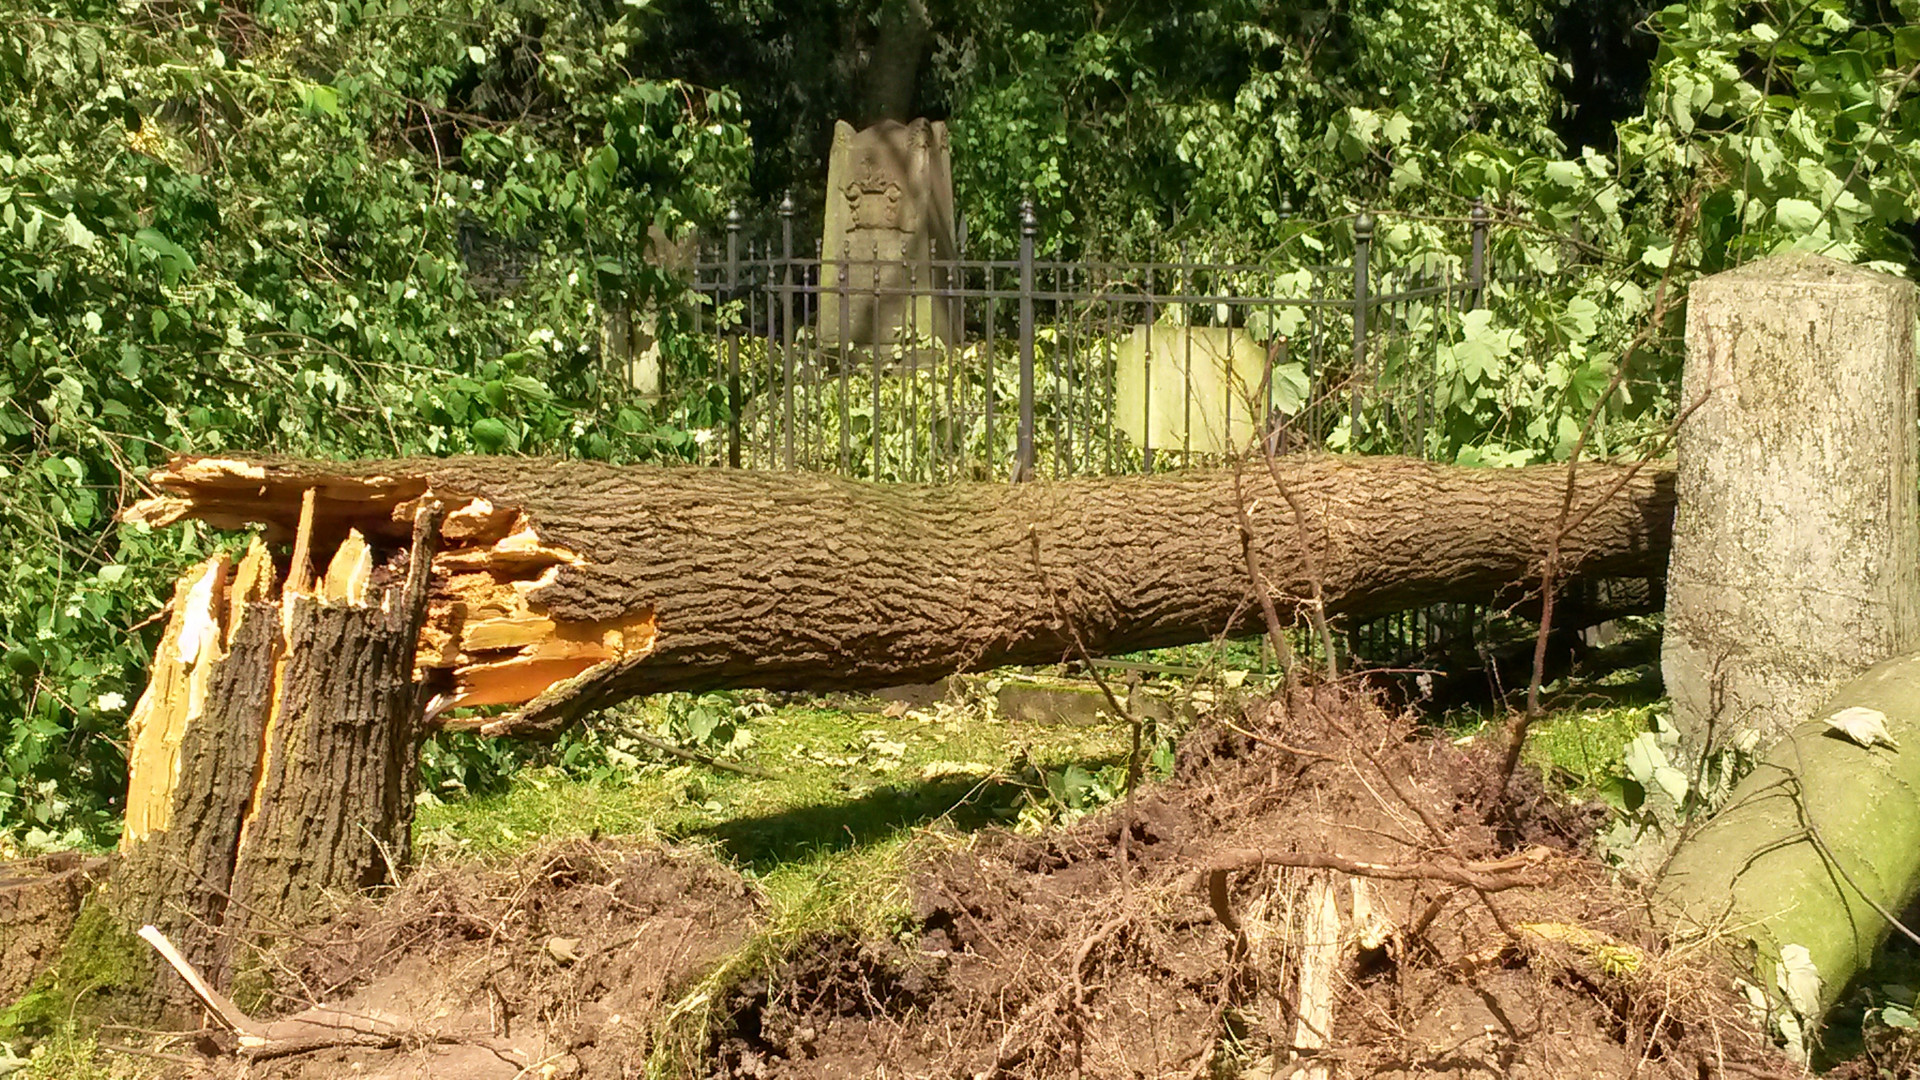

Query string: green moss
[5,1024,116,1080]
[0,895,152,1044]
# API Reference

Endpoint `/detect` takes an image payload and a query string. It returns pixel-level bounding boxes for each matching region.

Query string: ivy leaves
[0,0,748,844]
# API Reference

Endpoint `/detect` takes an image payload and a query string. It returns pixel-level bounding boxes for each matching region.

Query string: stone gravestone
[1115,324,1271,456]
[818,118,957,347]
[605,224,696,400]
[1663,253,1919,754]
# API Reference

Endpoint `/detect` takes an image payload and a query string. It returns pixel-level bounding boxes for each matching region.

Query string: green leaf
[299,84,341,117]
[134,227,195,285]
[1774,197,1823,234]
[60,213,97,252]
[471,417,510,452]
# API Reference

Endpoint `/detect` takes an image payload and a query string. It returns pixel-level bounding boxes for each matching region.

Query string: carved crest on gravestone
[819,118,957,347]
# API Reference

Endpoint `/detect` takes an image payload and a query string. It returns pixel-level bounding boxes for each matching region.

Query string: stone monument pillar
[606,224,695,400]
[818,118,957,347]
[1663,254,1919,754]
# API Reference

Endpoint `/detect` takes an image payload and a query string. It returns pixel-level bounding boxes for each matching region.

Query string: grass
[415,692,1137,868]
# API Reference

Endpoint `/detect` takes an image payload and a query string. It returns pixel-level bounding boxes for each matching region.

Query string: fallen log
[1657,651,1920,1031]
[127,453,1676,739]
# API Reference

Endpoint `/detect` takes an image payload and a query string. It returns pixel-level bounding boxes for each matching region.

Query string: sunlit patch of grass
[1523,701,1665,791]
[415,691,1134,868]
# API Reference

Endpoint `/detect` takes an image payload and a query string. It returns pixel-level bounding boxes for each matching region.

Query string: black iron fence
[660,197,1574,482]
[637,199,1640,683]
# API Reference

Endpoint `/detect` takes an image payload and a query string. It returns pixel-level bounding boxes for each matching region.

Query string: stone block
[1115,325,1272,456]
[1663,253,1919,752]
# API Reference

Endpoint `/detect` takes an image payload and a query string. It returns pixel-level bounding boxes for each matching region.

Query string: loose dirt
[175,687,1796,1078]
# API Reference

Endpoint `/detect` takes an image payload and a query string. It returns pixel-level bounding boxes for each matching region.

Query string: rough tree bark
[112,499,441,1006]
[128,453,1677,741]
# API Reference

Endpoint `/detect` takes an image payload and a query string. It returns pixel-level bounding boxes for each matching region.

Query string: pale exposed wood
[1291,874,1341,1080]
[177,458,268,485]
[122,495,193,529]
[436,519,583,572]
[459,615,561,652]
[429,497,519,543]
[136,924,267,1040]
[442,653,614,711]
[122,556,227,846]
[1349,878,1389,952]
[320,528,372,605]
[286,488,317,597]
[226,538,276,647]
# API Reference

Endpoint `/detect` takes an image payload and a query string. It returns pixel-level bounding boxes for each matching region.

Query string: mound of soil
[226,840,758,1079]
[165,688,1796,1079]
[709,688,1797,1079]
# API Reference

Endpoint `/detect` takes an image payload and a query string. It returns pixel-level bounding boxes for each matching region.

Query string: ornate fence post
[1016,199,1037,482]
[1468,197,1489,312]
[1348,211,1374,434]
[779,194,796,469]
[725,205,743,469]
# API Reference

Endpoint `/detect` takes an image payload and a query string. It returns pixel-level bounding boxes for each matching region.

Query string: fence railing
[646,199,1638,680]
[662,197,1577,482]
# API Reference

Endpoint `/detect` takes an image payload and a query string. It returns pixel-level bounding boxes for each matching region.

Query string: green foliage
[1010,743,1177,834]
[1596,705,1763,861]
[934,0,1920,468]
[936,0,1564,253]
[0,0,750,841]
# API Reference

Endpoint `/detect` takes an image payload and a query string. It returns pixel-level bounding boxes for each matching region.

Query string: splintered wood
[120,479,657,848]
[411,497,656,717]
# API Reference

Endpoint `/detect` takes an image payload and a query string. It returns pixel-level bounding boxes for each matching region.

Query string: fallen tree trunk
[1657,651,1920,1031]
[98,452,1672,1010]
[129,453,1677,738]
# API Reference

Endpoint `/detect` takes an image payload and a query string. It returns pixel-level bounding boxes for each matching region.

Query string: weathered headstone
[1663,254,1919,753]
[1115,324,1272,456]
[606,224,696,400]
[818,118,957,347]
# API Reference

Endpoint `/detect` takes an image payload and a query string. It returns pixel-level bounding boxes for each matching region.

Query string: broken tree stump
[0,853,113,1004]
[1663,254,1920,755]
[112,499,441,1004]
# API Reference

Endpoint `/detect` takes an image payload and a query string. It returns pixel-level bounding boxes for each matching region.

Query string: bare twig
[1233,461,1301,697]
[1524,193,1696,722]
[1206,845,1552,907]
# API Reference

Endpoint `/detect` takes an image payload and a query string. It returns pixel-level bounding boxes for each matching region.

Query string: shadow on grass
[680,755,1127,872]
